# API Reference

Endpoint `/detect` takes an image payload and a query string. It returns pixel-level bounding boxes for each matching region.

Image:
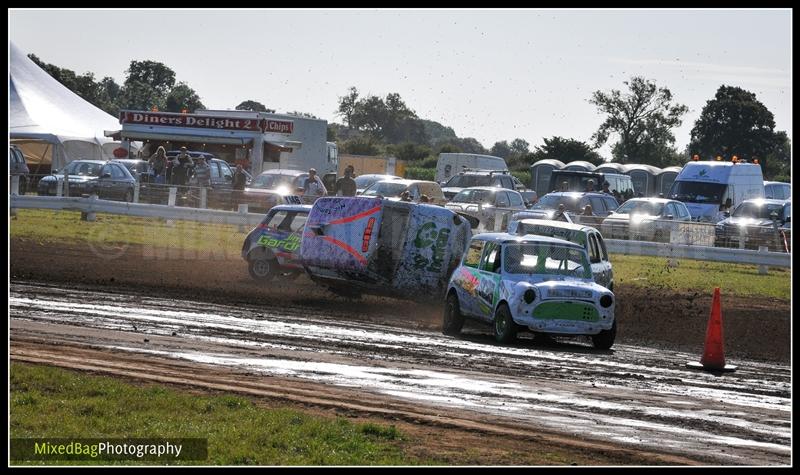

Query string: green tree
[337,86,360,128]
[120,60,176,111]
[386,142,432,162]
[165,82,205,113]
[689,85,777,164]
[287,111,319,119]
[590,76,688,166]
[763,131,791,181]
[340,137,381,156]
[490,141,512,159]
[510,138,530,155]
[236,100,274,113]
[531,136,605,166]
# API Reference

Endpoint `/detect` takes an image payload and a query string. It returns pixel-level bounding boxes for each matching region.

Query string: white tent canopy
[9,42,130,170]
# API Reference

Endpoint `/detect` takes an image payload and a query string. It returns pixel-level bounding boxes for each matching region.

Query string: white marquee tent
[9,42,131,171]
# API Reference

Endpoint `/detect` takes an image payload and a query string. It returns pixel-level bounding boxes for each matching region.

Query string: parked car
[360,179,447,206]
[600,198,692,243]
[37,159,136,202]
[518,192,619,223]
[508,218,614,290]
[9,144,30,194]
[443,233,616,349]
[444,186,527,230]
[299,197,472,300]
[113,158,153,183]
[242,204,312,281]
[764,181,791,200]
[714,198,791,251]
[440,169,531,201]
[354,174,403,195]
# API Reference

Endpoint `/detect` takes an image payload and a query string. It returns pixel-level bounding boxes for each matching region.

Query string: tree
[763,131,791,181]
[236,100,274,113]
[490,141,512,159]
[287,111,319,119]
[531,136,605,166]
[590,76,688,166]
[689,85,776,164]
[120,60,176,111]
[340,137,381,156]
[337,86,360,128]
[510,138,530,155]
[165,82,205,113]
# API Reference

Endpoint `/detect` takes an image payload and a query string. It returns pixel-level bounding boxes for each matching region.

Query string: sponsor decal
[257,232,301,252]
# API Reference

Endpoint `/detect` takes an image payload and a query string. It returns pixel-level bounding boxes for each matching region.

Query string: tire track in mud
[9,281,791,465]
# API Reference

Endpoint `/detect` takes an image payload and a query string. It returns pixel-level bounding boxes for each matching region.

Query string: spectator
[559,181,569,192]
[171,146,194,189]
[584,179,595,192]
[612,189,623,203]
[601,181,612,194]
[553,203,568,222]
[334,166,357,196]
[400,190,413,202]
[148,146,168,184]
[193,157,211,188]
[419,194,430,203]
[303,168,328,202]
[230,164,248,211]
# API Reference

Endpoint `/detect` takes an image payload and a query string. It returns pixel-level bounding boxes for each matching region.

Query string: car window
[268,211,308,232]
[219,161,233,178]
[496,192,510,207]
[209,162,221,179]
[666,203,679,218]
[100,165,114,177]
[501,176,514,189]
[596,233,609,261]
[479,242,502,273]
[588,196,606,214]
[603,196,619,212]
[508,192,524,207]
[588,234,601,264]
[111,164,127,179]
[464,240,485,268]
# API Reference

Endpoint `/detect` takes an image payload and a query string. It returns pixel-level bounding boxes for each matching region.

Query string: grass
[610,253,790,300]
[10,363,423,466]
[10,209,246,258]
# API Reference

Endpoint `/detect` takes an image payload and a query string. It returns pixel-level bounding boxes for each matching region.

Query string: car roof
[764,181,790,186]
[471,232,584,248]
[259,169,306,176]
[542,191,610,199]
[739,198,790,206]
[619,197,674,204]
[357,174,402,179]
[68,159,108,164]
[271,204,313,212]
[515,218,599,233]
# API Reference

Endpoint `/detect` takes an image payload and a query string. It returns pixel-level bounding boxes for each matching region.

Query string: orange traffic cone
[686,288,737,372]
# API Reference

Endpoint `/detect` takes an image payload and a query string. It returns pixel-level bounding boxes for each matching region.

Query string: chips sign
[120,111,293,134]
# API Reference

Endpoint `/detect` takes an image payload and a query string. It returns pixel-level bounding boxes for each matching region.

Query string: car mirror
[101,173,112,179]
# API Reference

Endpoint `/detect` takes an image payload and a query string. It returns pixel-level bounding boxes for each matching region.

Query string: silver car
[445,186,527,230]
[601,198,692,242]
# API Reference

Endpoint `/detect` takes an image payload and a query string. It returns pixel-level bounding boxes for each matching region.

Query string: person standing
[232,164,248,211]
[171,147,194,189]
[303,168,328,203]
[148,146,168,184]
[193,157,211,188]
[334,166,357,196]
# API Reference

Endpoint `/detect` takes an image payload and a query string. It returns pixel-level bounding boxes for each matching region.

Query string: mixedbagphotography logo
[10,438,208,462]
[86,223,131,260]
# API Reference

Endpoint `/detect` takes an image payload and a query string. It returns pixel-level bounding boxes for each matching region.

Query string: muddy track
[10,281,791,465]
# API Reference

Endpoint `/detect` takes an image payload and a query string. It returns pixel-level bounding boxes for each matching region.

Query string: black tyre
[442,293,465,336]
[592,320,617,350]
[493,304,518,344]
[248,258,276,282]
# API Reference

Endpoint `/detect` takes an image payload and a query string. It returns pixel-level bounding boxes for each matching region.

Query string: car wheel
[493,304,517,344]
[248,258,276,282]
[442,292,465,336]
[591,320,617,350]
[18,177,27,195]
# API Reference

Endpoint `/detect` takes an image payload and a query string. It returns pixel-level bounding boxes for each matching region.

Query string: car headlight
[600,295,613,308]
[523,289,536,304]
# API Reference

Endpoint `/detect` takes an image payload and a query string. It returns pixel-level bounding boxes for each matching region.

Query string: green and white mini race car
[443,233,617,349]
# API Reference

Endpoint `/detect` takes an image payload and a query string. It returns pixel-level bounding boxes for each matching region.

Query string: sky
[8,8,793,158]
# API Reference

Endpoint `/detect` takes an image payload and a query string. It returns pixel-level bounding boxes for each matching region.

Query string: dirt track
[10,238,791,362]
[9,281,792,465]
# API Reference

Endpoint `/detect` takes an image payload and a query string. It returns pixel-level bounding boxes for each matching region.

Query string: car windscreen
[362,181,408,197]
[531,194,580,212]
[732,202,785,219]
[443,175,493,188]
[119,161,148,174]
[668,181,726,205]
[451,189,494,204]
[64,161,103,177]
[355,175,393,189]
[504,243,591,279]
[615,200,665,216]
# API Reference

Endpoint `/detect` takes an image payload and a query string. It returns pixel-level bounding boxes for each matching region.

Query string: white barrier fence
[9,192,790,269]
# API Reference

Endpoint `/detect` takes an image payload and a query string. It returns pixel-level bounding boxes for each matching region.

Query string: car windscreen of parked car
[362,181,408,197]
[443,174,493,188]
[615,200,665,216]
[732,202,785,219]
[530,194,581,212]
[504,243,591,279]
[451,188,494,204]
[64,161,103,176]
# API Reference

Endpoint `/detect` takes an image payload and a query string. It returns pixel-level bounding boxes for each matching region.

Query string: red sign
[119,111,293,134]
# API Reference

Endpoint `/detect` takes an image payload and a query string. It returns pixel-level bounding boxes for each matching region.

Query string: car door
[111,163,131,200]
[216,160,234,190]
[474,241,503,322]
[455,239,486,318]
[97,164,115,199]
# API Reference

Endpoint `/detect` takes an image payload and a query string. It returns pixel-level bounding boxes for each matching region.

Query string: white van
[667,161,764,222]
[435,153,507,184]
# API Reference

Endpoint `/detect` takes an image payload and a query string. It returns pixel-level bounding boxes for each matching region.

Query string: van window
[464,240,485,268]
